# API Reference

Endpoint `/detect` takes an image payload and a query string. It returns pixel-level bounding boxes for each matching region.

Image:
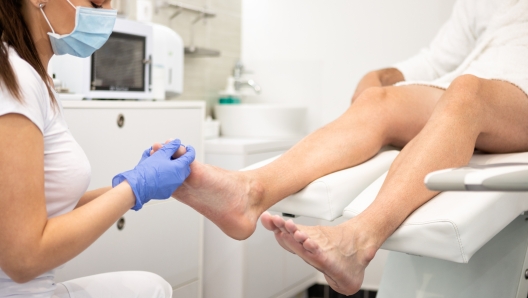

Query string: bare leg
[265,76,528,295]
[172,85,444,239]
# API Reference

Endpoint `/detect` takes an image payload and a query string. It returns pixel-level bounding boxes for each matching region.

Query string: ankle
[340,218,384,263]
[246,172,267,214]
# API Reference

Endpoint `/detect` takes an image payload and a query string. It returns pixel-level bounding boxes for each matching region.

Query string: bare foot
[261,214,379,295]
[172,163,265,240]
[150,141,265,240]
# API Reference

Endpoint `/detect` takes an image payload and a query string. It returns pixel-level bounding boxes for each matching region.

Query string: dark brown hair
[0,0,56,105]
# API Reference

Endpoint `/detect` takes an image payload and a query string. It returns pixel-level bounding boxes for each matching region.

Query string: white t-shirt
[0,46,91,297]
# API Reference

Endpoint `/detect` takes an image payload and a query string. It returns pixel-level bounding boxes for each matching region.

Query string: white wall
[241,0,456,132]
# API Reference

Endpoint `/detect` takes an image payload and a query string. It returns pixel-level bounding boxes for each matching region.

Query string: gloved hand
[138,146,153,164]
[112,139,196,211]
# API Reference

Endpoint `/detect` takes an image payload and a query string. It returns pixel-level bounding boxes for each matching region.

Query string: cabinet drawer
[63,107,203,190]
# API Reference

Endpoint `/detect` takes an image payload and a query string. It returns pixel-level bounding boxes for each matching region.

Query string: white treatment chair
[248,150,528,298]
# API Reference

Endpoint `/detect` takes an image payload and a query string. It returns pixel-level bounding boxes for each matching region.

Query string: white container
[214,104,307,138]
[150,23,184,99]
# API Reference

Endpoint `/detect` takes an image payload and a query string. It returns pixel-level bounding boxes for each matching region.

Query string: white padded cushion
[244,150,399,221]
[343,152,528,263]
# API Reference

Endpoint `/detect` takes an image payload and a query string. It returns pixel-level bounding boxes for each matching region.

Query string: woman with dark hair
[0,0,195,297]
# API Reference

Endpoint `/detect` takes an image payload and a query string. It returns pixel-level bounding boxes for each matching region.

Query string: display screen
[91,32,146,92]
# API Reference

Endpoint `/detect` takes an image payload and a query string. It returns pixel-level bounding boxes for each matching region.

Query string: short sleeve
[0,49,49,133]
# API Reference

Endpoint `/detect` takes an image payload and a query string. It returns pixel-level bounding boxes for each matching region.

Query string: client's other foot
[261,213,380,296]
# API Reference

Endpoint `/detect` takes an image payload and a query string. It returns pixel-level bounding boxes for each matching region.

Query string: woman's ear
[28,0,49,9]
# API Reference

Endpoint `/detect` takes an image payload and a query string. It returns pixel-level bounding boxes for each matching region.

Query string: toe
[293,230,309,244]
[285,236,327,273]
[260,212,279,232]
[284,219,299,235]
[302,238,320,254]
[271,215,288,234]
[151,143,163,155]
[281,231,308,254]
[173,145,187,159]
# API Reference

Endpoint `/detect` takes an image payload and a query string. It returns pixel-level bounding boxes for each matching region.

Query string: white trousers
[52,271,172,298]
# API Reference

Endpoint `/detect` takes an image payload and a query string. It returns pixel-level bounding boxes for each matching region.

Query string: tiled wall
[120,0,242,115]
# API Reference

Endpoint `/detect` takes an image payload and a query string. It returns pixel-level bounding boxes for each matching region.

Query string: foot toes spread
[280,230,308,253]
[264,218,369,297]
[284,219,299,234]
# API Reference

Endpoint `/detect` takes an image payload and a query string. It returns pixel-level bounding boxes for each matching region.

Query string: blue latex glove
[137,143,184,164]
[137,146,153,164]
[112,139,196,211]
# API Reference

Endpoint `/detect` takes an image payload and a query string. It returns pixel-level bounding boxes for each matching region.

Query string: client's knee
[353,87,389,105]
[351,87,400,124]
[344,86,396,140]
[347,87,391,118]
[436,74,487,117]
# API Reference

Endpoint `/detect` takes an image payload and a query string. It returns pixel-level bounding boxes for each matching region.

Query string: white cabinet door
[57,104,204,292]
[244,220,287,298]
[244,213,318,298]
[55,200,201,289]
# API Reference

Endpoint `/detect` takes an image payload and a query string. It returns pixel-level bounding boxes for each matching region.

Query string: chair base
[378,215,528,298]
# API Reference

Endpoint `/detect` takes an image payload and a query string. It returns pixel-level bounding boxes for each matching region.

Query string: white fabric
[0,46,91,296]
[52,272,172,298]
[343,152,528,263]
[393,0,528,95]
[246,150,399,221]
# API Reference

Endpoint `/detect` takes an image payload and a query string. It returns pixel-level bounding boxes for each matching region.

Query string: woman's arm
[76,187,112,208]
[0,114,135,283]
[351,68,404,103]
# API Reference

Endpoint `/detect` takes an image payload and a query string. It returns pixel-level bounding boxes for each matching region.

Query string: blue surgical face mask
[40,0,117,58]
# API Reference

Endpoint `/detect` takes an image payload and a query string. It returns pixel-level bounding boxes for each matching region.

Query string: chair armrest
[426,163,528,191]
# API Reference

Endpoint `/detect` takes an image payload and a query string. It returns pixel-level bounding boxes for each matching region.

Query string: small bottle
[218,76,241,104]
